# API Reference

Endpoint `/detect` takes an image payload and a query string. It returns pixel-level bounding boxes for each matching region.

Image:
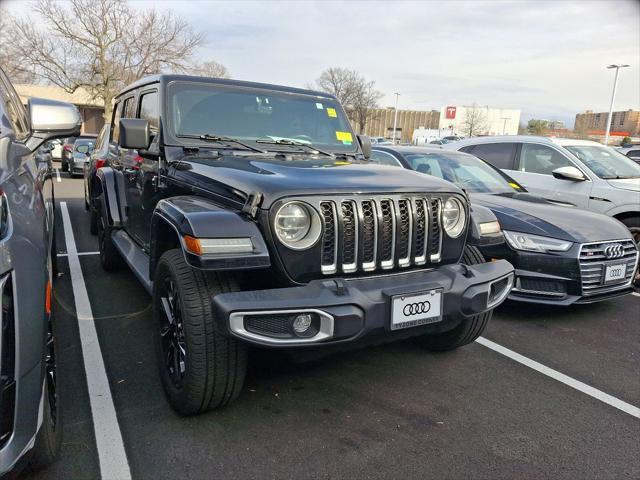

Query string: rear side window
[138,91,159,133]
[467,143,516,169]
[627,149,640,159]
[111,101,123,143]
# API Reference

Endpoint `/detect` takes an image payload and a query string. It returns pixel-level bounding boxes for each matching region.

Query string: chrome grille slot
[579,239,638,295]
[413,198,428,265]
[397,199,412,267]
[379,200,396,269]
[320,201,337,274]
[361,200,377,271]
[341,201,358,273]
[429,198,442,263]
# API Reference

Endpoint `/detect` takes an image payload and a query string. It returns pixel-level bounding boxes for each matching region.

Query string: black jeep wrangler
[94,75,514,415]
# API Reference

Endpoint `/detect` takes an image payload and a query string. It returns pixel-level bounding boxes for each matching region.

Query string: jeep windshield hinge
[242,191,263,218]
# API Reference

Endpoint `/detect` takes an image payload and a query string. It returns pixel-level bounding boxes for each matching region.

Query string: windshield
[565,145,640,179]
[405,151,521,193]
[168,81,358,153]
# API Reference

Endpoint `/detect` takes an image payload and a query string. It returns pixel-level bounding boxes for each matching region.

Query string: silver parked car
[444,136,640,247]
[0,67,81,476]
[69,138,95,177]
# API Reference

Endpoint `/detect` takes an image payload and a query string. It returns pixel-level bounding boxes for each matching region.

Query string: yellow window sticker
[508,182,521,190]
[327,108,337,118]
[336,131,353,143]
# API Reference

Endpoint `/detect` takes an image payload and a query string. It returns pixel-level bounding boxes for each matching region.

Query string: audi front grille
[579,239,638,296]
[319,196,445,275]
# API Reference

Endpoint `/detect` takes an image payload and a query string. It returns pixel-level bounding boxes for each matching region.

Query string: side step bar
[111,230,154,294]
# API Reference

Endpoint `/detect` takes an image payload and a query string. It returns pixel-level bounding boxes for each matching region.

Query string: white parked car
[444,136,640,246]
[617,146,640,163]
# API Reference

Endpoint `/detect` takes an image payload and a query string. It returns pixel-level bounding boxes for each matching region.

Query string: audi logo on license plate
[403,301,431,317]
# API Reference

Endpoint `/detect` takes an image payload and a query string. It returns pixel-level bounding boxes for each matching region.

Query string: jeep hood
[168,152,462,208]
[471,192,632,243]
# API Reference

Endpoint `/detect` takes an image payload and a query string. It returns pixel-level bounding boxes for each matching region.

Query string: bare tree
[351,80,383,134]
[461,104,488,137]
[313,67,383,134]
[3,0,213,120]
[0,13,38,83]
[185,60,231,79]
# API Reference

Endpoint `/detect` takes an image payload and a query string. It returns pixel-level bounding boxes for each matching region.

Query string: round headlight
[274,202,322,250]
[442,197,466,238]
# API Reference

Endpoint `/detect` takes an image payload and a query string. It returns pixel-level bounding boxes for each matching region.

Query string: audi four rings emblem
[604,243,624,259]
[403,301,431,316]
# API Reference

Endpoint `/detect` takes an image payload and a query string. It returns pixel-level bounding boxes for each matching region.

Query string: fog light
[292,313,313,334]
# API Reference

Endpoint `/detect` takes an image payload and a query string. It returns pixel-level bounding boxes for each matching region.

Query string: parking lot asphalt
[26,168,640,480]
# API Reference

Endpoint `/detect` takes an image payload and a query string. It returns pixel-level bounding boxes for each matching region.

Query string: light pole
[500,117,510,135]
[392,92,400,144]
[604,64,629,146]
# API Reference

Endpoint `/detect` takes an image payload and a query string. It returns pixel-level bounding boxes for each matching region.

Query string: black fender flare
[95,167,123,227]
[467,204,504,247]
[149,195,271,276]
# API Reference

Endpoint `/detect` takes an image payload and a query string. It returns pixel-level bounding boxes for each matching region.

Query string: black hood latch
[242,191,263,218]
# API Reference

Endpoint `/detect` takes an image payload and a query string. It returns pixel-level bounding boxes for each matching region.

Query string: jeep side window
[138,91,159,134]
[111,101,123,143]
[468,143,516,170]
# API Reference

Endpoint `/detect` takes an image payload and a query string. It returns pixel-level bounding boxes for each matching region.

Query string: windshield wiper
[601,175,640,179]
[255,138,335,157]
[177,134,266,153]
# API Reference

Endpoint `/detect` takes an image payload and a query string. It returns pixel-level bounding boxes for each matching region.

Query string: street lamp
[604,64,630,146]
[392,92,400,144]
[500,117,510,135]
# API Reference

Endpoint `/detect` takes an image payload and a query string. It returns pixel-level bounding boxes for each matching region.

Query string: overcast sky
[8,0,640,126]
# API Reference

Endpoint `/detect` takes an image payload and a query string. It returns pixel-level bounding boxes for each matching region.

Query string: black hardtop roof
[116,74,337,100]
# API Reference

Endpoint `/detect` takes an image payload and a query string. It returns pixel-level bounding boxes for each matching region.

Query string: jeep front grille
[579,239,638,296]
[319,196,444,275]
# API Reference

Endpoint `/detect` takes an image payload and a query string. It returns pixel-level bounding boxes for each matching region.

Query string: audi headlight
[274,202,322,250]
[442,197,467,238]
[503,230,572,253]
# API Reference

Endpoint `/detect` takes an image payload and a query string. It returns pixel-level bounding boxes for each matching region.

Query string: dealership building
[438,105,521,136]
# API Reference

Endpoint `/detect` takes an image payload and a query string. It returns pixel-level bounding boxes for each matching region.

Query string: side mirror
[119,118,150,150]
[357,134,372,159]
[552,166,586,181]
[27,97,81,151]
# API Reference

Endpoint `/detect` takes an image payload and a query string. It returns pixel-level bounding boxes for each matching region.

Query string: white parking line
[57,251,99,257]
[632,292,640,297]
[476,336,640,419]
[55,168,61,182]
[60,202,132,480]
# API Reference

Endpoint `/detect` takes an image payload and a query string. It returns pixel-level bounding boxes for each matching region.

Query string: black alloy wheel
[158,277,187,387]
[44,316,57,428]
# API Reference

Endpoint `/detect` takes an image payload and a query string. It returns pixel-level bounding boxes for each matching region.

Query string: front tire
[415,245,492,352]
[153,249,247,415]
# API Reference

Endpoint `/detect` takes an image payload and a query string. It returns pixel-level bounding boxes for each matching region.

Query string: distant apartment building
[438,105,521,136]
[352,108,440,143]
[574,109,640,137]
[14,84,105,134]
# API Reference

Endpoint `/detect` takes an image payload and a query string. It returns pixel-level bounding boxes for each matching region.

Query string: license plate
[604,263,626,283]
[390,289,442,331]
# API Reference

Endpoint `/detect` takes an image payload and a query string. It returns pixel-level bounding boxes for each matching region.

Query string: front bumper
[480,243,638,305]
[212,260,514,347]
